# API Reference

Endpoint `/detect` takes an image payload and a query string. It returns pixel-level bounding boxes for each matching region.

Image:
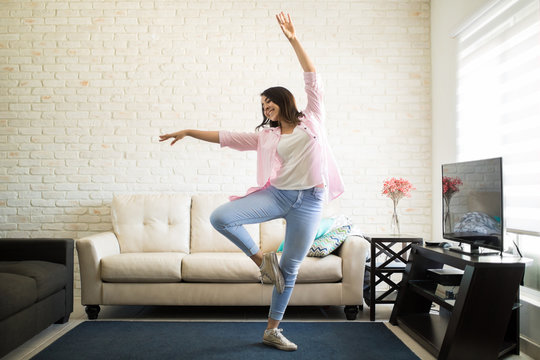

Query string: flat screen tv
[442,157,503,255]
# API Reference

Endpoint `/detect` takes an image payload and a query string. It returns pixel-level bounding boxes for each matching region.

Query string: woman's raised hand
[276,12,315,72]
[159,130,187,146]
[276,12,295,41]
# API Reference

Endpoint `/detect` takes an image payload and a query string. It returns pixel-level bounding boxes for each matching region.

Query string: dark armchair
[0,238,74,358]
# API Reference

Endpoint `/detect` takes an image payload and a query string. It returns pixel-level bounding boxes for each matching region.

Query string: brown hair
[256,87,304,131]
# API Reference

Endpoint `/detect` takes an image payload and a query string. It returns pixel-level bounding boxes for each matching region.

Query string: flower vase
[390,199,400,235]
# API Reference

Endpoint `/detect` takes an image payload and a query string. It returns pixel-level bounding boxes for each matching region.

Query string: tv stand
[390,245,527,360]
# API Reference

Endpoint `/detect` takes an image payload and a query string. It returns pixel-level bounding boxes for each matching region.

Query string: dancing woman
[159,12,344,351]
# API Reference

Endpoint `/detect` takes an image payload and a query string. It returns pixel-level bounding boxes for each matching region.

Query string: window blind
[454,0,540,234]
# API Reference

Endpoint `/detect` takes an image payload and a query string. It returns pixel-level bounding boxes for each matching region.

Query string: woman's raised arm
[276,12,316,73]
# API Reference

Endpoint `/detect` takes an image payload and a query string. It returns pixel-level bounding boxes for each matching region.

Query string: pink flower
[442,176,463,197]
[382,177,415,204]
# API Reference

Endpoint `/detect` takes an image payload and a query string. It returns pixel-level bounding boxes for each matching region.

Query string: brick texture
[1,0,431,295]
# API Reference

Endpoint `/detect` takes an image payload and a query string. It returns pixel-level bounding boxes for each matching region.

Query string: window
[454,0,540,234]
[453,0,540,290]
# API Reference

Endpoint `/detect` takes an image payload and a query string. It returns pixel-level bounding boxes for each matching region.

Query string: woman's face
[261,96,280,122]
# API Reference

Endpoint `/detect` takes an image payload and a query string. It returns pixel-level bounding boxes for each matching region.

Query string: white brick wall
[1,0,431,295]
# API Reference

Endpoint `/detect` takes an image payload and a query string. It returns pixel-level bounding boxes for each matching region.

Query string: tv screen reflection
[442,158,503,252]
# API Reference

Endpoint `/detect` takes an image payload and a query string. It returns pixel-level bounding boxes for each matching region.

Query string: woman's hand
[276,12,316,73]
[276,12,295,41]
[159,130,187,146]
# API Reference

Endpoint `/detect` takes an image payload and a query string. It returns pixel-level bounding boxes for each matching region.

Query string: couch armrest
[335,235,369,305]
[76,232,120,305]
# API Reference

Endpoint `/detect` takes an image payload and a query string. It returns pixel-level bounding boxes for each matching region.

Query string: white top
[270,126,321,190]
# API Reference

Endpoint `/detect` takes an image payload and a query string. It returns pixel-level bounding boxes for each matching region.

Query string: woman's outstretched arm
[159,129,219,146]
[276,12,316,73]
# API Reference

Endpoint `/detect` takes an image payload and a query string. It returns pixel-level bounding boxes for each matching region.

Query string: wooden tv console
[390,245,527,360]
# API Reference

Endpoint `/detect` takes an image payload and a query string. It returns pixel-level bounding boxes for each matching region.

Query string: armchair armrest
[76,232,120,305]
[336,235,369,304]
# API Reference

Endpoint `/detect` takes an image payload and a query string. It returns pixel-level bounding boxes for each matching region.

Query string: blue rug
[32,321,419,360]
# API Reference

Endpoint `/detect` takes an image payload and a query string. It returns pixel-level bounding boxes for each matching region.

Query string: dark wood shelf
[364,234,423,321]
[397,313,447,356]
[365,260,406,272]
[408,280,455,312]
[498,341,518,358]
[390,244,528,360]
[363,289,398,306]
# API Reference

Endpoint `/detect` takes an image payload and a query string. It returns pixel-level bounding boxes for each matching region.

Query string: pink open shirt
[219,72,345,201]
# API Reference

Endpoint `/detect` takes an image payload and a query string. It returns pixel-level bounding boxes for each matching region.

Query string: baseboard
[521,335,540,359]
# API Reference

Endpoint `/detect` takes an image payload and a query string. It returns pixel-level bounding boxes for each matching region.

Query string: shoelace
[270,329,291,343]
[266,328,284,336]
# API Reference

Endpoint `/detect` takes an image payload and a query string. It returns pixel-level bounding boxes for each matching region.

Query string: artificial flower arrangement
[442,176,463,200]
[382,177,415,203]
[382,177,415,234]
[442,176,463,232]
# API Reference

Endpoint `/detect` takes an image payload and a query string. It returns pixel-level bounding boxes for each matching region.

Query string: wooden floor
[2,299,533,360]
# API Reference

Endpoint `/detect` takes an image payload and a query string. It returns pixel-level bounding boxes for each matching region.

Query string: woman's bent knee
[209,208,226,231]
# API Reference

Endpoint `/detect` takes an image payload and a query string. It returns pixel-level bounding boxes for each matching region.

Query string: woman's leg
[210,187,285,258]
[267,188,323,324]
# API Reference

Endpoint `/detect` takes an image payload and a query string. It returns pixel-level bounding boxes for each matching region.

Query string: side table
[363,234,423,321]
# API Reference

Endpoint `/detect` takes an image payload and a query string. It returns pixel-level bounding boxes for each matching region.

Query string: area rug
[32,321,419,360]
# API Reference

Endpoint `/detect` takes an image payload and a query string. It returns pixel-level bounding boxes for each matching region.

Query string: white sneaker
[263,328,298,351]
[259,252,285,294]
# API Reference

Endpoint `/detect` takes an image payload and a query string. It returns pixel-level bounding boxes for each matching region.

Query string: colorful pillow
[307,224,352,257]
[315,217,335,238]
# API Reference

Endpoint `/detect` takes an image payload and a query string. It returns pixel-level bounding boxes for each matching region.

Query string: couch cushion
[0,272,37,320]
[0,261,67,300]
[181,252,342,284]
[112,193,191,253]
[190,194,259,253]
[294,254,343,283]
[182,253,260,282]
[101,253,186,283]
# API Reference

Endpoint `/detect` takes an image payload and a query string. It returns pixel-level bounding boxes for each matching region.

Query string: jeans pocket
[312,187,326,201]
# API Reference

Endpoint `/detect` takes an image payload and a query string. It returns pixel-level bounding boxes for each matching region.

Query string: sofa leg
[55,315,71,324]
[344,305,359,320]
[85,305,101,320]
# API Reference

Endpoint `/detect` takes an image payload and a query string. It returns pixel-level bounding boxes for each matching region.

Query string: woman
[159,12,344,351]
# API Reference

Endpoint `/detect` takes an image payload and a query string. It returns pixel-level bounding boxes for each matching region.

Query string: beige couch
[76,193,368,320]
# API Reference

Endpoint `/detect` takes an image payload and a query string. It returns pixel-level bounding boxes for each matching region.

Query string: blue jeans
[210,185,324,321]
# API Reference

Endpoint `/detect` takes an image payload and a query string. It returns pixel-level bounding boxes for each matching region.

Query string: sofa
[0,238,74,358]
[77,193,368,320]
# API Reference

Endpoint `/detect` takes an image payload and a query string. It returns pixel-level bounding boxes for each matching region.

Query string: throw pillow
[307,224,352,257]
[315,217,335,238]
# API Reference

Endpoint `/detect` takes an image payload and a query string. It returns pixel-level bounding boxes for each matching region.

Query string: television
[442,157,503,255]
